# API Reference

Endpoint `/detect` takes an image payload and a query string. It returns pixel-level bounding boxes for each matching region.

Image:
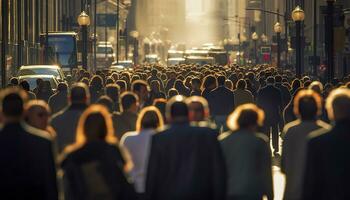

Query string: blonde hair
[64,105,117,153]
[26,100,51,113]
[325,88,350,121]
[226,103,265,131]
[136,106,164,132]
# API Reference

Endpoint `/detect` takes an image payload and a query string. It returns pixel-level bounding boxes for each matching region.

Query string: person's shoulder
[21,122,52,143]
[315,120,332,130]
[120,131,139,145]
[308,126,332,142]
[283,120,301,135]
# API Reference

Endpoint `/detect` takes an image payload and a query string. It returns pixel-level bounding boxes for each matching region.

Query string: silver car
[17,65,65,81]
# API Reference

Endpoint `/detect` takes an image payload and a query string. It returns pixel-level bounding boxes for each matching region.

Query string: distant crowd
[1,63,350,200]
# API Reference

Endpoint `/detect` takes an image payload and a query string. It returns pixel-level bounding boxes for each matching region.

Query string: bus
[40,32,78,72]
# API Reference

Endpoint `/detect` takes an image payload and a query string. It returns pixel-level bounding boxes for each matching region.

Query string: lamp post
[130,31,139,66]
[77,11,90,70]
[274,22,282,69]
[325,0,336,83]
[252,32,259,65]
[292,6,305,78]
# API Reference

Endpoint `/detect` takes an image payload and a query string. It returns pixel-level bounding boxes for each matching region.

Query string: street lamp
[292,6,305,78]
[78,11,90,70]
[130,30,139,66]
[274,22,282,69]
[325,0,336,82]
[252,32,259,64]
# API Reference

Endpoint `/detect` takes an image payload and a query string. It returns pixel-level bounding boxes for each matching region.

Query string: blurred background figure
[121,106,164,197]
[49,82,69,114]
[220,104,273,200]
[61,105,136,200]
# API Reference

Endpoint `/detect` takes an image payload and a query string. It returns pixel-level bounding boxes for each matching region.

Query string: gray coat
[219,129,273,200]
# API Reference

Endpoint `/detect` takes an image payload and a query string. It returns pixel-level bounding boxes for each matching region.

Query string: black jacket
[61,141,136,200]
[302,120,350,200]
[146,123,226,200]
[207,86,235,116]
[0,122,58,200]
[257,85,282,125]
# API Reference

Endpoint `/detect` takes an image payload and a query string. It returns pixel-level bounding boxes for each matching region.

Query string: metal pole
[125,20,128,60]
[105,0,107,62]
[313,0,317,76]
[285,0,289,67]
[296,21,302,77]
[277,32,281,69]
[1,0,8,87]
[17,0,22,68]
[94,0,97,71]
[82,25,88,70]
[254,40,257,64]
[45,0,49,64]
[116,0,120,63]
[325,1,334,83]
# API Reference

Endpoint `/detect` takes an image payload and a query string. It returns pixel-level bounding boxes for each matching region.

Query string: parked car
[96,44,115,69]
[144,54,161,64]
[167,58,185,66]
[17,65,66,81]
[18,75,59,91]
[112,60,134,69]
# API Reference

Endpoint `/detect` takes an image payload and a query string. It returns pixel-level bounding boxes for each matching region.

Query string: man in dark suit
[207,75,235,130]
[302,88,350,200]
[0,88,58,200]
[51,83,90,152]
[48,82,69,114]
[146,96,226,200]
[257,76,282,155]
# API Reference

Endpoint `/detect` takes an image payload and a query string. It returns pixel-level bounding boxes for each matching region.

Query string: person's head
[10,77,19,85]
[291,79,302,91]
[168,88,179,98]
[186,96,209,122]
[116,80,127,93]
[97,95,114,113]
[69,83,90,105]
[153,98,167,121]
[166,95,189,123]
[132,80,149,102]
[57,82,68,93]
[236,79,247,90]
[202,75,217,90]
[191,77,201,90]
[89,75,103,90]
[19,80,31,91]
[309,81,324,95]
[325,88,350,122]
[136,106,164,131]
[266,76,275,85]
[25,100,51,130]
[226,103,265,131]
[105,84,120,103]
[0,87,28,122]
[36,78,44,88]
[293,89,322,121]
[151,68,158,76]
[217,75,226,86]
[120,92,139,113]
[275,75,283,83]
[150,80,161,92]
[75,105,116,145]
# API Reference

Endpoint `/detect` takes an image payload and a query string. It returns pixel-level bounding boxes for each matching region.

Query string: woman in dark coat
[61,105,136,200]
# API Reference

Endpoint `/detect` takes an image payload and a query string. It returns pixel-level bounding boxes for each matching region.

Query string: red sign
[263,53,270,62]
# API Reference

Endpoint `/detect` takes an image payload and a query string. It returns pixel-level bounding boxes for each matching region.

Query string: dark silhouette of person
[0,88,58,200]
[19,80,36,100]
[61,105,136,200]
[48,82,69,114]
[36,80,54,102]
[257,76,282,155]
[51,83,90,152]
[105,84,121,112]
[190,77,202,96]
[207,75,235,130]
[89,75,104,103]
[146,95,226,200]
[281,90,331,200]
[302,88,350,200]
[113,92,139,139]
[220,104,273,200]
[132,80,151,109]
[174,79,191,97]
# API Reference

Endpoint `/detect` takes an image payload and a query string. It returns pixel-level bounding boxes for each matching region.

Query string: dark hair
[236,79,246,90]
[89,75,103,90]
[57,82,68,92]
[10,77,19,85]
[168,88,179,98]
[293,89,322,120]
[217,75,226,86]
[153,98,167,120]
[266,76,275,84]
[275,75,282,83]
[166,95,188,122]
[116,80,127,91]
[132,80,149,92]
[202,75,217,90]
[191,77,201,86]
[97,95,114,113]
[70,83,90,104]
[120,92,138,112]
[227,104,265,130]
[105,84,120,103]
[137,106,164,131]
[1,88,28,118]
[19,80,30,91]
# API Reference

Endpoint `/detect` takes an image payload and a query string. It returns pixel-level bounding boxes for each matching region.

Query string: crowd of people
[1,63,350,200]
